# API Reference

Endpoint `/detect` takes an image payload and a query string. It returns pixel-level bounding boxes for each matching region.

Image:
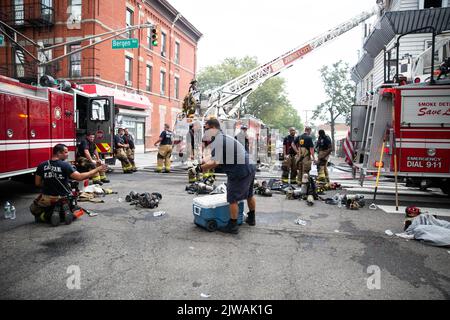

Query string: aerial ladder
[194,6,380,120]
[175,6,380,166]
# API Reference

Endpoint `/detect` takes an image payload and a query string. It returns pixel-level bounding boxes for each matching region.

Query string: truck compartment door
[4,94,29,172]
[28,99,51,168]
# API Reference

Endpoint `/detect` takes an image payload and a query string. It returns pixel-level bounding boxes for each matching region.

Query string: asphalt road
[0,168,449,300]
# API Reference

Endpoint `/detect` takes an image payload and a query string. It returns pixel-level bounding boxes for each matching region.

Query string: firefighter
[235,125,249,152]
[281,127,297,184]
[30,144,107,226]
[114,128,134,174]
[154,124,173,173]
[182,79,199,117]
[76,132,110,185]
[316,129,333,184]
[293,126,315,186]
[124,128,137,172]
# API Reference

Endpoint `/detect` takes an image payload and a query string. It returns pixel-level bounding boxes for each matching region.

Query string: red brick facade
[0,0,202,151]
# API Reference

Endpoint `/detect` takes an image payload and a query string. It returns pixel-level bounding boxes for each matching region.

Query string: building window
[146,65,153,91]
[14,50,24,78]
[14,0,24,25]
[69,43,81,78]
[423,0,442,8]
[160,70,166,95]
[175,41,180,64]
[126,8,133,38]
[125,57,133,85]
[161,31,167,57]
[174,76,180,99]
[69,0,82,19]
[41,0,52,19]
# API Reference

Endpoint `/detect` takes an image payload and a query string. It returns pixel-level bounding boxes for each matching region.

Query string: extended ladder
[205,7,379,118]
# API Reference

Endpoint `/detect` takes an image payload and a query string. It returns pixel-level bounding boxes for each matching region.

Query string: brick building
[0,0,202,152]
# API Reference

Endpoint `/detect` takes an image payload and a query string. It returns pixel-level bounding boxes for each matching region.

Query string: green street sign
[112,38,139,49]
[0,35,5,47]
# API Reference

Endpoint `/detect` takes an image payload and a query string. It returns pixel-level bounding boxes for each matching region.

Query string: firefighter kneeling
[30,144,107,226]
[76,132,110,185]
[114,128,134,173]
[316,129,332,184]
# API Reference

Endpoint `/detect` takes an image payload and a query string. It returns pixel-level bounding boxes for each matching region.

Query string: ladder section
[205,7,378,117]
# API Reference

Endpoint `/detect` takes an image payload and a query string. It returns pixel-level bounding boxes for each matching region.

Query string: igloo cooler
[193,194,244,232]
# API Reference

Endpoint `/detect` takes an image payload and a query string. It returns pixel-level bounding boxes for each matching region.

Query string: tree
[196,56,303,135]
[312,60,355,149]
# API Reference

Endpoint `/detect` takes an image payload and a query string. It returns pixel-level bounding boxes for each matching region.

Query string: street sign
[112,38,139,49]
[0,35,5,47]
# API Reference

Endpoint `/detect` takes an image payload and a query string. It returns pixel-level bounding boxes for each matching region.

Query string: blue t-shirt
[210,133,256,180]
[160,130,173,145]
[36,160,76,196]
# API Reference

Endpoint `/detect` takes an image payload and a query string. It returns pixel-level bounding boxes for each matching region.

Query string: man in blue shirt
[190,119,256,234]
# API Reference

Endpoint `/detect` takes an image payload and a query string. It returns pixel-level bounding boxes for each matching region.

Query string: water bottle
[10,205,16,220]
[4,201,11,219]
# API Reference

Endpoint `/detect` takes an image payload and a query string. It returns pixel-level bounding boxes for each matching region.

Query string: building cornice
[144,0,203,43]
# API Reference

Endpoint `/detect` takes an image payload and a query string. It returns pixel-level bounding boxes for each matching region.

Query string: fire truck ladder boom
[207,7,378,118]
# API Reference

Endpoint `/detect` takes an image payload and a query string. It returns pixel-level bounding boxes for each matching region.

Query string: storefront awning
[81,84,151,110]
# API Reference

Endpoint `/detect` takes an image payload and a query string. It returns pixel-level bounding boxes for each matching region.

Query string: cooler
[193,194,244,232]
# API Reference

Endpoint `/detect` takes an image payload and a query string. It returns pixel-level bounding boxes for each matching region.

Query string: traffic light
[151,26,158,47]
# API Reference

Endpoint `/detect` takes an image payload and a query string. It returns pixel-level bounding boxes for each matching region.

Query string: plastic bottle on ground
[4,201,11,219]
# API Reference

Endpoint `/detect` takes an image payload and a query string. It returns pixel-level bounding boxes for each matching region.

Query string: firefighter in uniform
[114,128,134,173]
[281,127,297,184]
[182,79,199,117]
[30,144,107,226]
[76,132,110,185]
[124,128,137,172]
[154,124,173,173]
[316,129,332,184]
[293,126,315,186]
[235,125,249,152]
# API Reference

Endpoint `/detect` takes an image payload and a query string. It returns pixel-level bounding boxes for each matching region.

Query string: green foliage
[312,60,355,143]
[197,56,303,134]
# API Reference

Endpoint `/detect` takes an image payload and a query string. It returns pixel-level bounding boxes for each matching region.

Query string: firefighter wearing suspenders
[114,128,134,174]
[154,124,173,173]
[281,127,297,184]
[76,133,110,185]
[316,129,332,184]
[293,126,315,186]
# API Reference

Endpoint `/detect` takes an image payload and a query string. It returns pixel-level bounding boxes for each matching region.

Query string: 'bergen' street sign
[112,39,139,49]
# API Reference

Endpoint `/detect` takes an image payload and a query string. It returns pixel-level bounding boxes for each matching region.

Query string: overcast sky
[170,0,377,124]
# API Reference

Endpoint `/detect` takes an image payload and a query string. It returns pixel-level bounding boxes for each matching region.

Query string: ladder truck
[172,7,379,165]
[351,30,450,195]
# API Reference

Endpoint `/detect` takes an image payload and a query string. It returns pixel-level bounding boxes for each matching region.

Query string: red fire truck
[0,75,114,180]
[352,78,450,195]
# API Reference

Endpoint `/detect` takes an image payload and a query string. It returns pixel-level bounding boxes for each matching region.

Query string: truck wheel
[206,220,217,232]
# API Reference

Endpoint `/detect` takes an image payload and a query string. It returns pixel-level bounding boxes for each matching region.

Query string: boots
[245,211,256,226]
[220,219,239,234]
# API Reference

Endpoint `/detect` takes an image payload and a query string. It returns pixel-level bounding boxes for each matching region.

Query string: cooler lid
[193,194,229,208]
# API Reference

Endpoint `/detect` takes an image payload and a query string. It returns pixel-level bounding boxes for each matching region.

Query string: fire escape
[0,1,56,83]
